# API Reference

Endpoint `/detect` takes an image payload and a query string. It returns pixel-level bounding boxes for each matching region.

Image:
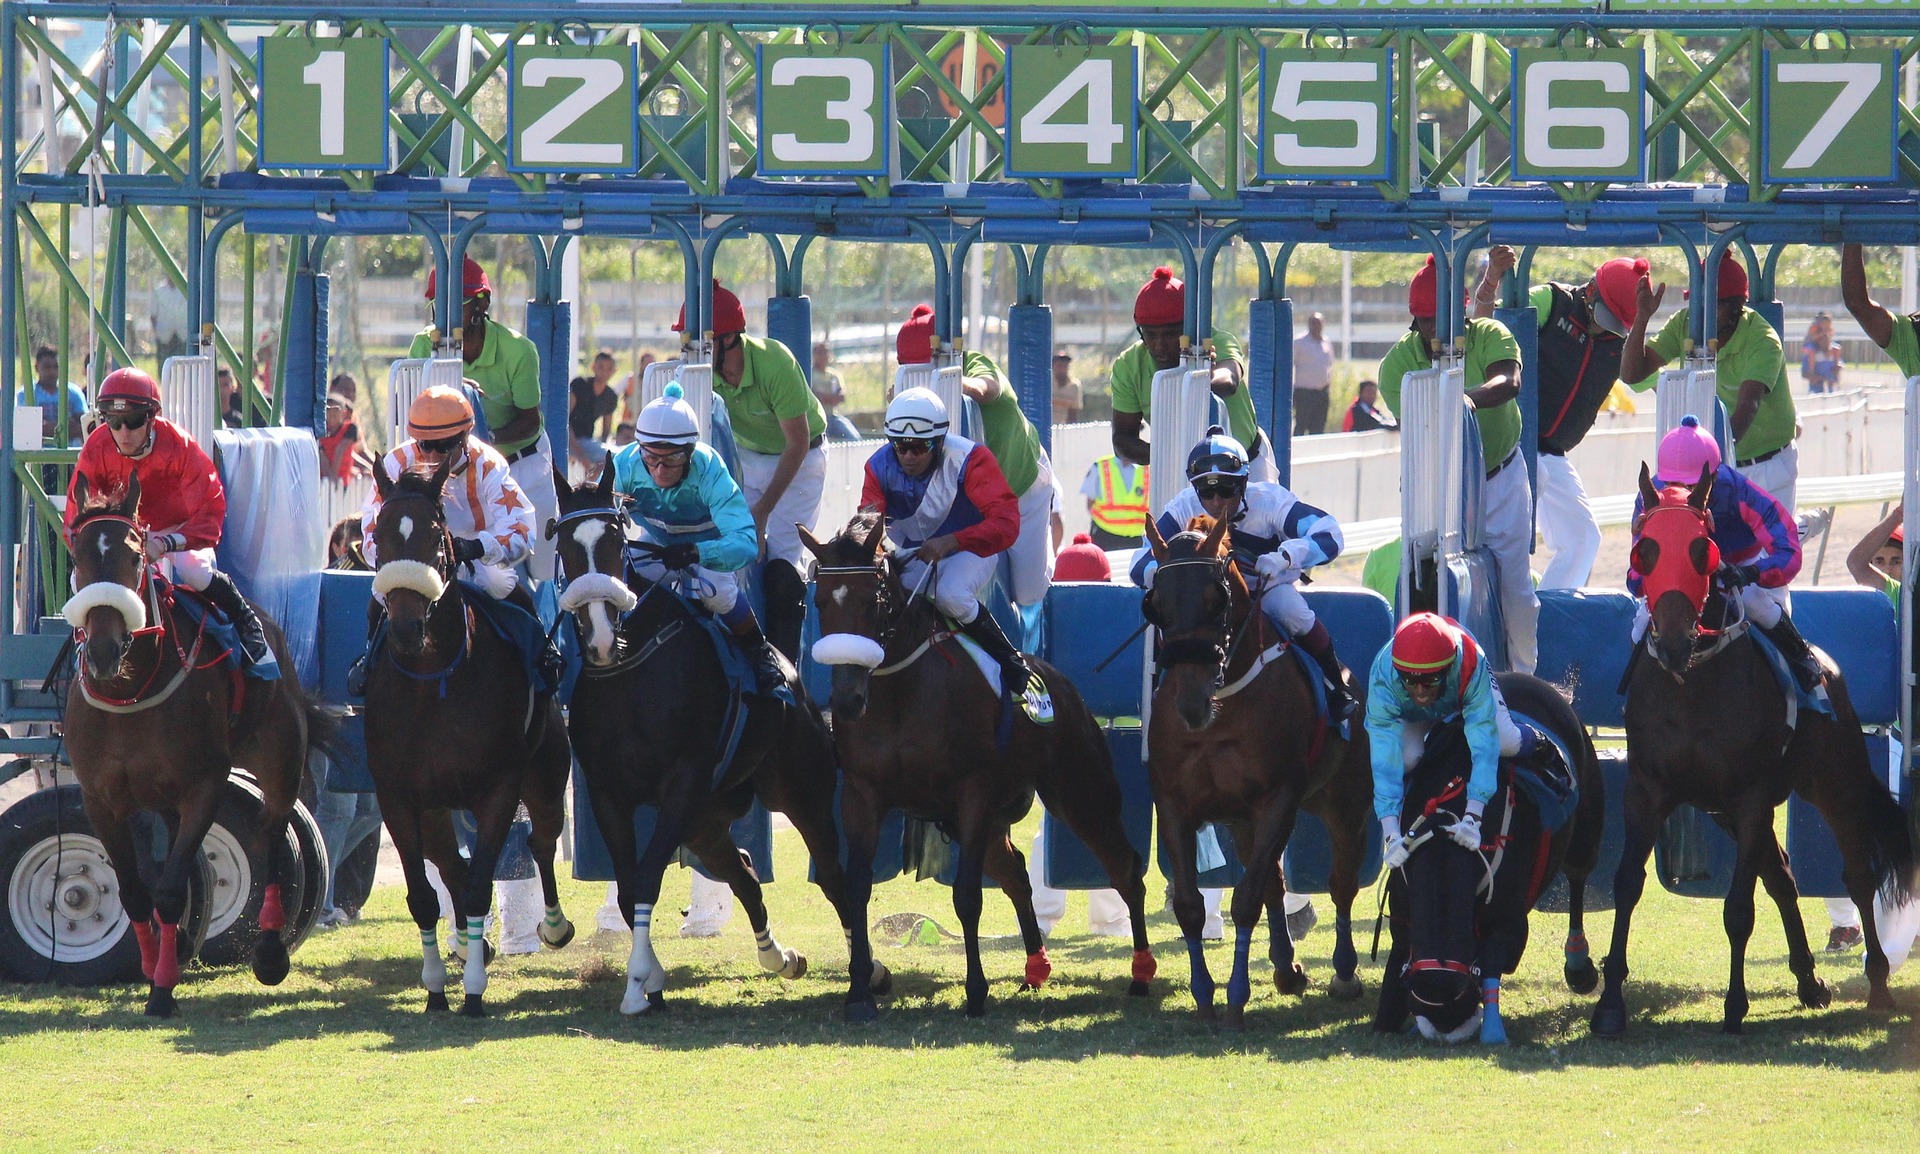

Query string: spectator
[217,366,243,428]
[1292,311,1334,436]
[1079,453,1148,552]
[1051,351,1083,424]
[811,341,861,441]
[1849,503,1905,610]
[1052,532,1111,582]
[316,392,363,484]
[613,421,636,447]
[329,371,360,406]
[327,515,371,571]
[1801,313,1842,395]
[1342,379,1398,433]
[623,350,660,422]
[20,345,87,447]
[569,348,622,474]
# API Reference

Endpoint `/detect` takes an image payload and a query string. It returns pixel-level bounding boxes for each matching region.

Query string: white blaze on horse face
[585,601,614,663]
[832,585,848,607]
[397,515,414,543]
[571,518,609,576]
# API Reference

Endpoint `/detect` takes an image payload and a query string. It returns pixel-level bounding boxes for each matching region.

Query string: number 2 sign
[257,37,390,170]
[507,44,638,174]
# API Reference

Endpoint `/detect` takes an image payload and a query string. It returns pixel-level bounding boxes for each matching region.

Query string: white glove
[1449,801,1485,851]
[1380,815,1408,869]
[1255,550,1301,585]
[1277,538,1315,571]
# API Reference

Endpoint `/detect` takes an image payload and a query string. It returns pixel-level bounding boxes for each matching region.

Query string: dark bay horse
[553,465,887,1015]
[363,456,574,1017]
[1593,465,1916,1035]
[1140,514,1374,1028]
[63,472,327,1016]
[1372,672,1603,1045]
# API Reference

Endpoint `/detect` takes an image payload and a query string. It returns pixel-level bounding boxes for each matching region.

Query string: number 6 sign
[257,37,390,170]
[1510,48,1645,183]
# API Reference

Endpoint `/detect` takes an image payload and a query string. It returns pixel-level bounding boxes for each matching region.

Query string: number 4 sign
[1005,45,1138,179]
[1762,49,1898,184]
[258,37,390,170]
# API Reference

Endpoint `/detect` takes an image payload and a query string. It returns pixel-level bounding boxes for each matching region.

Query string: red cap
[98,367,161,412]
[896,304,937,366]
[1593,257,1649,331]
[672,280,746,336]
[1052,533,1112,582]
[1133,267,1185,327]
[1408,256,1438,319]
[1392,611,1461,674]
[1687,253,1748,302]
[425,256,490,302]
[1890,525,1905,546]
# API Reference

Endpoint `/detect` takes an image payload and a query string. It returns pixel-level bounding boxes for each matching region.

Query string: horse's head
[801,511,895,719]
[1631,461,1721,677]
[64,471,149,680]
[551,455,639,667]
[1142,513,1237,732]
[370,452,457,657]
[1396,719,1484,1042]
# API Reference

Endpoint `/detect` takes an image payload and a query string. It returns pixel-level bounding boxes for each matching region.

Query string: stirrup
[345,653,370,697]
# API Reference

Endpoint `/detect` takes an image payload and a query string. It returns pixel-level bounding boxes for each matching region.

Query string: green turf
[2,818,1915,1153]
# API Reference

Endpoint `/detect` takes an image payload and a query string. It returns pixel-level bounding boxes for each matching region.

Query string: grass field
[2,814,1915,1154]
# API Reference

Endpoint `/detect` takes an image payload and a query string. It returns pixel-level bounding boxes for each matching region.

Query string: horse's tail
[303,693,352,765]
[1805,673,1916,907]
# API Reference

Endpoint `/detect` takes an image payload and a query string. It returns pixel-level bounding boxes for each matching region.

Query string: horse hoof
[540,921,576,950]
[844,998,879,1024]
[1193,1003,1217,1026]
[425,991,450,1013]
[1799,977,1832,1010]
[252,935,291,987]
[867,962,893,996]
[1590,1000,1626,1038]
[1867,987,1900,1013]
[1721,1017,1744,1035]
[1127,980,1151,998]
[144,987,177,1019]
[1222,1004,1246,1033]
[1564,960,1600,995]
[460,994,486,1018]
[1274,964,1309,997]
[1327,973,1365,1001]
[779,950,808,981]
[964,1003,987,1020]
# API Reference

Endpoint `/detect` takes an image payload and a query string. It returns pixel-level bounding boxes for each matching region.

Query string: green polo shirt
[407,319,543,456]
[1632,308,1795,461]
[961,350,1042,497]
[1109,328,1256,448]
[1376,318,1523,467]
[714,334,826,457]
[1880,313,1920,378]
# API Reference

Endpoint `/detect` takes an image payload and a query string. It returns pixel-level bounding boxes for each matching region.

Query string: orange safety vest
[1089,457,1149,536]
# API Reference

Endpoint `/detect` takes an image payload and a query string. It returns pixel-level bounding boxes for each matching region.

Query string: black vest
[1534,282,1625,455]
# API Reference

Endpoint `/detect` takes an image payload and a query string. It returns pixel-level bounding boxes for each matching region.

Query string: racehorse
[362,455,574,1017]
[1593,464,1916,1035]
[1140,514,1375,1028]
[1371,672,1604,1044]
[63,472,329,1016]
[802,511,1155,1020]
[552,464,890,1014]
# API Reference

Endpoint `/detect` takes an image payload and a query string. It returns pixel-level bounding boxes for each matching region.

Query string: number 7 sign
[257,37,390,170]
[1761,49,1898,184]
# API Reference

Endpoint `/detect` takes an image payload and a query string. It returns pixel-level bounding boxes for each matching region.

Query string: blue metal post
[1007,303,1054,454]
[1246,296,1291,486]
[767,295,813,380]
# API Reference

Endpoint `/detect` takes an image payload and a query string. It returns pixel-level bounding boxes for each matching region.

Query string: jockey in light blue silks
[603,383,785,693]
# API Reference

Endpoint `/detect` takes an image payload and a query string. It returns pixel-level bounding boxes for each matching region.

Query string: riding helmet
[98,367,161,415]
[1392,611,1462,676]
[1185,425,1249,483]
[637,383,701,446]
[884,387,949,440]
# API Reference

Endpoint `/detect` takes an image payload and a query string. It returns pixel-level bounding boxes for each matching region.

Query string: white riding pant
[901,548,999,625]
[1536,452,1601,590]
[1399,678,1523,771]
[1005,463,1059,608]
[1247,428,1279,485]
[629,559,740,614]
[738,444,827,571]
[507,432,560,577]
[1258,580,1318,638]
[1483,453,1539,673]
[1028,818,1131,937]
[1736,441,1798,515]
[158,547,216,592]
[1628,583,1786,641]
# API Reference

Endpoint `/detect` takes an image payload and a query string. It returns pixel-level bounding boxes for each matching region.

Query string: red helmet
[672,280,746,336]
[1391,612,1461,677]
[896,304,936,366]
[98,367,161,414]
[425,256,491,302]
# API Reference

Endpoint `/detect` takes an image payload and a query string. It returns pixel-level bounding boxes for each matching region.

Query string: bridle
[814,555,908,659]
[1636,500,1744,673]
[375,489,470,689]
[550,504,665,676]
[66,512,218,710]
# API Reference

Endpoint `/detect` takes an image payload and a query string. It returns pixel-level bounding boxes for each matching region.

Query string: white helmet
[885,387,949,439]
[636,383,699,446]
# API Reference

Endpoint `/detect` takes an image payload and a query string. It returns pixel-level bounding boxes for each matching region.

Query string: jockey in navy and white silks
[857,387,1032,695]
[1128,427,1359,719]
[605,384,785,692]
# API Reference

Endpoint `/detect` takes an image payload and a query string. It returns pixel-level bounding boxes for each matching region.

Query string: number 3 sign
[257,37,390,170]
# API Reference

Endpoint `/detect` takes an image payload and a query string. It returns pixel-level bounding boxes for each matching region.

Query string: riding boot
[1295,619,1358,722]
[346,602,382,698]
[958,608,1032,698]
[1758,615,1826,693]
[1513,721,1560,772]
[724,605,788,695]
[760,559,807,664]
[201,570,272,667]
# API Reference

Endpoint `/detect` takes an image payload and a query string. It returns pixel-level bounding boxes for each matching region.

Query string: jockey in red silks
[63,367,274,672]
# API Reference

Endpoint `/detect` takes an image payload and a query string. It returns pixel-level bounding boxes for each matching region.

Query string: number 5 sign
[508,44,638,174]
[1258,48,1393,182]
[1005,45,1138,179]
[756,44,890,177]
[1761,49,1898,184]
[1510,48,1644,183]
[258,37,390,170]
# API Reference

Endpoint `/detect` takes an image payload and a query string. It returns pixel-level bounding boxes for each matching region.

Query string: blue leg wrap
[1331,913,1358,978]
[1480,977,1508,1045]
[1226,925,1254,1007]
[1185,937,1215,1010]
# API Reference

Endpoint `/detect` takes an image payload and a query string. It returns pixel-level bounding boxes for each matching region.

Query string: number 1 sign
[257,37,390,170]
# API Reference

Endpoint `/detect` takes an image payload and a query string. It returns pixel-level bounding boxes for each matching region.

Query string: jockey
[609,384,785,693]
[1629,414,1816,687]
[1127,426,1358,720]
[1366,613,1556,872]
[64,367,274,672]
[859,387,1032,696]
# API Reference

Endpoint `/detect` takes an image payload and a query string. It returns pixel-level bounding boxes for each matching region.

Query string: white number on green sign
[1511,49,1644,181]
[521,58,627,167]
[768,56,875,164]
[1005,46,1137,178]
[1524,61,1630,169]
[1762,51,1898,183]
[257,37,389,170]
[301,51,347,156]
[1020,58,1125,166]
[756,45,889,176]
[1777,63,1878,170]
[1271,61,1378,168]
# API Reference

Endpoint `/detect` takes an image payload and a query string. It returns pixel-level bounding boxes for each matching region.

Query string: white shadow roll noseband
[63,581,147,632]
[559,571,639,615]
[812,633,885,669]
[373,559,448,603]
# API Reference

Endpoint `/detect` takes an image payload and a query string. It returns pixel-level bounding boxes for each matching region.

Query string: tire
[198,775,307,967]
[0,787,214,985]
[285,800,328,952]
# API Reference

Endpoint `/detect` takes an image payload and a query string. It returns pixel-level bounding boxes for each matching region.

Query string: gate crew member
[1379,255,1537,673]
[1470,246,1645,589]
[1109,267,1276,483]
[895,304,1059,617]
[1082,453,1150,552]
[673,280,826,668]
[1842,242,1920,384]
[408,256,560,573]
[1621,253,1800,513]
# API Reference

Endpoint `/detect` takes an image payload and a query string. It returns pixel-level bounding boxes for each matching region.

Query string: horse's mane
[820,510,886,566]
[1170,514,1229,558]
[71,485,133,529]
[386,466,447,505]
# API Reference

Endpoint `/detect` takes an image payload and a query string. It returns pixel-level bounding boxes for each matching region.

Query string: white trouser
[158,547,217,591]
[630,559,739,614]
[1399,677,1524,771]
[1826,897,1861,929]
[683,871,734,934]
[1006,463,1059,608]
[425,860,544,954]
[1629,583,1786,641]
[901,548,999,624]
[1028,818,1131,937]
[1536,452,1601,590]
[1247,428,1278,485]
[1736,441,1798,515]
[738,444,827,570]
[1258,580,1317,637]
[508,431,560,577]
[1483,454,1539,673]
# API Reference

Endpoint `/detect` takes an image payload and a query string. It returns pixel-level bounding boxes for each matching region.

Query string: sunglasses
[890,436,938,456]
[417,435,462,455]
[640,444,692,466]
[1398,669,1447,690]
[104,411,151,431]
[1193,480,1244,501]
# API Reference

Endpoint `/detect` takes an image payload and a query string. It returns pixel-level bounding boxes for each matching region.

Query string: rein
[68,514,225,714]
[377,499,472,697]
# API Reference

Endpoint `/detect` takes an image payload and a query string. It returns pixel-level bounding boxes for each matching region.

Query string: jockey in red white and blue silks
[851,386,1032,695]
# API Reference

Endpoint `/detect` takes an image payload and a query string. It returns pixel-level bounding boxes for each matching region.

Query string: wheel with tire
[197,775,308,967]
[285,799,328,951]
[0,786,214,984]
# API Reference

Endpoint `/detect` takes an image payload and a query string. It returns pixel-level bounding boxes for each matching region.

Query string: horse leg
[982,833,1050,991]
[578,779,648,1013]
[620,771,701,1016]
[244,692,305,987]
[1310,791,1366,1001]
[1591,775,1670,1038]
[684,820,805,981]
[1238,792,1308,1029]
[524,724,576,950]
[1032,733,1155,997]
[949,821,992,1019]
[451,786,520,1017]
[141,775,223,1017]
[1562,758,1606,995]
[387,808,450,1012]
[760,762,893,997]
[83,796,159,984]
[838,778,885,1023]
[1156,803,1216,1022]
[1751,825,1830,1014]
[418,809,479,966]
[1718,816,1765,1035]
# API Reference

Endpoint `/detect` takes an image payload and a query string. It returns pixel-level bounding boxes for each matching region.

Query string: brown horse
[1139,514,1374,1028]
[362,455,574,1017]
[63,472,325,1016]
[803,511,1155,1020]
[1592,465,1916,1035]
